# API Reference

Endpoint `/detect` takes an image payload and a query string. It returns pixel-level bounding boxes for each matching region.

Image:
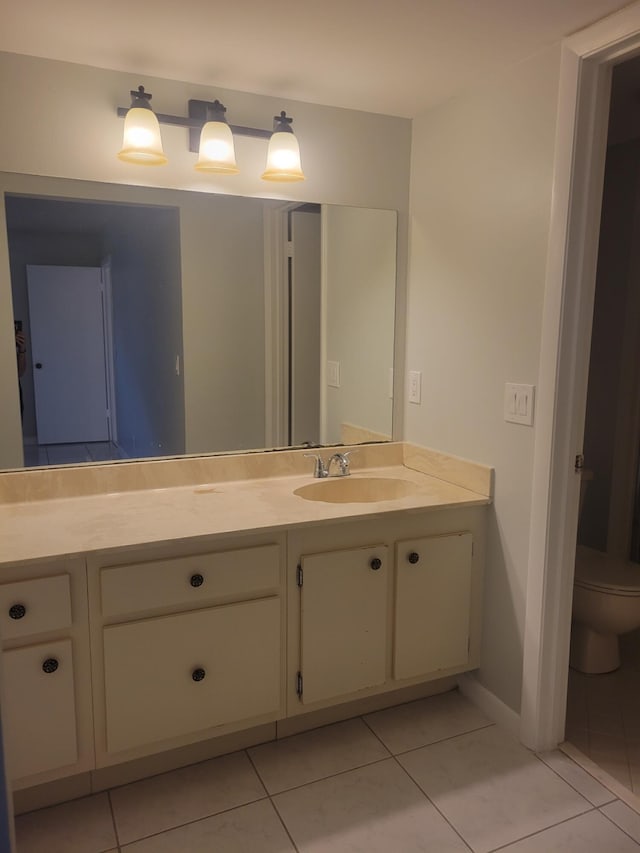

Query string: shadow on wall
[477,508,524,715]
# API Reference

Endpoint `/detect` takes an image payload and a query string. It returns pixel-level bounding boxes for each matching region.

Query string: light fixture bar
[116,98,273,153]
[117,86,304,180]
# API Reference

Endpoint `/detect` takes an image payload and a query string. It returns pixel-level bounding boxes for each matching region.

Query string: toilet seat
[574,546,640,595]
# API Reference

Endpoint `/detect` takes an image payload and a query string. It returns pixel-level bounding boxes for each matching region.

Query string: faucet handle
[304,453,328,478]
[341,449,358,470]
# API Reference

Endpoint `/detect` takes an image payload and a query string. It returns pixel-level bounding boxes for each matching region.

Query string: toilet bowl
[571,545,640,673]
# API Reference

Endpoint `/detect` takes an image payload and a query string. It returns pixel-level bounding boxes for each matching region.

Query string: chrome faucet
[304,453,330,478]
[327,452,352,477]
[304,450,355,478]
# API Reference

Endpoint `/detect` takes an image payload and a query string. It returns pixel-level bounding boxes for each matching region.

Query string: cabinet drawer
[103,597,281,754]
[3,639,78,780]
[0,575,72,641]
[100,543,281,618]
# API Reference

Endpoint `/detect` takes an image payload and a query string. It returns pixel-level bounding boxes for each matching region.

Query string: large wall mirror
[1,173,397,470]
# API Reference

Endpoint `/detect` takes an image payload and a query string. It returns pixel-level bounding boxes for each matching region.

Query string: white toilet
[571,545,640,673]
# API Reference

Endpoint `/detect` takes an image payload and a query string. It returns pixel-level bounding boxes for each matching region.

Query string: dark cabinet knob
[192,667,206,682]
[9,604,26,620]
[35,362,43,369]
[190,573,204,588]
[42,658,59,674]
[408,552,420,564]
[370,557,382,571]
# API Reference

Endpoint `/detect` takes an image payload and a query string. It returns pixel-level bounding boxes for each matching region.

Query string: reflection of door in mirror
[290,207,321,447]
[27,265,110,445]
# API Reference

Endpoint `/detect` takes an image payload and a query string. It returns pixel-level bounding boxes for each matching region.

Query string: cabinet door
[3,640,78,780]
[300,544,388,705]
[394,532,472,680]
[103,597,281,754]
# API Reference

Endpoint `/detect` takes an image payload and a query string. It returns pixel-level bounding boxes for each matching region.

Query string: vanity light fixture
[117,86,305,181]
[261,111,305,182]
[195,100,239,174]
[117,86,168,166]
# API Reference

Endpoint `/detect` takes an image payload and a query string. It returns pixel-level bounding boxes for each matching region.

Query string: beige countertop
[0,463,490,565]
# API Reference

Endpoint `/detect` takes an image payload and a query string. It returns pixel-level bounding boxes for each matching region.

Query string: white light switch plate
[408,370,422,404]
[327,360,340,388]
[504,383,535,425]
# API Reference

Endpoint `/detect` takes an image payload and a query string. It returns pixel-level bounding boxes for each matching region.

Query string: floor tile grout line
[533,751,617,808]
[598,803,640,848]
[388,753,474,852]
[384,722,498,760]
[267,795,302,853]
[484,804,623,853]
[105,745,256,796]
[107,789,121,851]
[111,793,269,848]
[243,747,270,799]
[259,753,395,797]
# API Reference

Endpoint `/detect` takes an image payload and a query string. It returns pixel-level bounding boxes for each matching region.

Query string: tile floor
[22,441,128,468]
[14,689,640,852]
[565,628,640,794]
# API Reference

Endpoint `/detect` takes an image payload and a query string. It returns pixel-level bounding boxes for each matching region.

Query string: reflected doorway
[5,193,185,466]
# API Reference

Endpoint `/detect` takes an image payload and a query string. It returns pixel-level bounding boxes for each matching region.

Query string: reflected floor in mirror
[565,628,640,795]
[22,441,128,468]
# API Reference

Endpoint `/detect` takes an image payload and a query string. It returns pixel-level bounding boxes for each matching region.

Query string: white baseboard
[457,672,520,739]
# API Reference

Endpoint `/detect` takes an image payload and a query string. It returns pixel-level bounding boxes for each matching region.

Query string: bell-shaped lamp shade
[261,114,305,181]
[195,121,239,174]
[118,106,167,166]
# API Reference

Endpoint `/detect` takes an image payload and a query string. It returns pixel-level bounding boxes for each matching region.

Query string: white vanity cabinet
[87,536,286,766]
[0,559,92,788]
[298,544,388,705]
[288,507,485,714]
[0,482,488,804]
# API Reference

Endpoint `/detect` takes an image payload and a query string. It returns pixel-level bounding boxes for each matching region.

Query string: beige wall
[405,45,562,712]
[0,51,411,468]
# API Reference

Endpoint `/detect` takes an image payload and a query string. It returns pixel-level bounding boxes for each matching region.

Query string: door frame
[264,202,310,449]
[521,2,640,751]
[100,257,117,445]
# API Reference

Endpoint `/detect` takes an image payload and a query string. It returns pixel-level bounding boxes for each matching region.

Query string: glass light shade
[261,131,305,181]
[195,121,239,174]
[118,107,167,165]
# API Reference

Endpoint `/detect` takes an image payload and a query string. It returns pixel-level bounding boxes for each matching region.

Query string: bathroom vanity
[0,442,491,810]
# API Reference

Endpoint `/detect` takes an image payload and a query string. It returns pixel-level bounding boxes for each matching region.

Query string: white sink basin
[294,477,417,504]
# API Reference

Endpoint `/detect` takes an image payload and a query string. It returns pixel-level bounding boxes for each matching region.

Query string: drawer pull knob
[370,557,382,571]
[190,573,204,588]
[9,604,26,620]
[192,667,206,682]
[42,658,59,674]
[408,552,420,564]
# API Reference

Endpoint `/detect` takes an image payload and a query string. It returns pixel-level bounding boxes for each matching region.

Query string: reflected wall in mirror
[1,173,397,470]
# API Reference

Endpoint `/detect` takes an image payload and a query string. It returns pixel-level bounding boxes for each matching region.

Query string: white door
[26,265,109,444]
[290,210,321,446]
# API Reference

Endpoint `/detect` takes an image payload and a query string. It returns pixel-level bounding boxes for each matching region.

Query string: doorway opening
[563,53,640,794]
